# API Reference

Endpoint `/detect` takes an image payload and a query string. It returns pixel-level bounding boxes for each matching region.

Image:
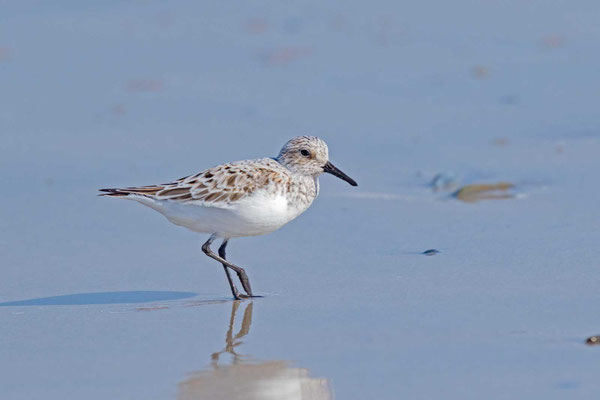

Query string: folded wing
[99,160,289,206]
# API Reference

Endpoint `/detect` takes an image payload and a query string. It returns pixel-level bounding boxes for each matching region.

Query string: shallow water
[2,1,600,399]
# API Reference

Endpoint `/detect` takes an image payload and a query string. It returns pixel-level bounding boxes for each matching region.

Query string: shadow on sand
[0,291,198,306]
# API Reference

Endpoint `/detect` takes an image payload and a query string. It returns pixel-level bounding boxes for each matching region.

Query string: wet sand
[2,1,600,399]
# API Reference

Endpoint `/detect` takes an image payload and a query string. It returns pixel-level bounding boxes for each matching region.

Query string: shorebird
[100,136,357,299]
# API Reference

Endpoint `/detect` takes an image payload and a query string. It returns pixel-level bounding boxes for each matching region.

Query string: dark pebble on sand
[586,336,600,345]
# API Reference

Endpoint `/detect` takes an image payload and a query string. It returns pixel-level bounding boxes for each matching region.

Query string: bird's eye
[300,149,310,157]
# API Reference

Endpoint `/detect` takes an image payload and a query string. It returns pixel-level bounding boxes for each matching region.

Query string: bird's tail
[98,188,130,197]
[98,186,162,197]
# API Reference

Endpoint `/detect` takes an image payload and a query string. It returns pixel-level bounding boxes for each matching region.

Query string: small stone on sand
[586,336,600,345]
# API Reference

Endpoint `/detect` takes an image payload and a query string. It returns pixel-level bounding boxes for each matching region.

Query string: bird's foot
[238,294,263,299]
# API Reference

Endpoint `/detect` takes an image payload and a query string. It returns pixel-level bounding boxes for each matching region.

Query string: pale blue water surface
[1,1,600,399]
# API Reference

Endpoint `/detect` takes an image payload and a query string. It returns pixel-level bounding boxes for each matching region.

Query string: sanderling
[100,136,357,299]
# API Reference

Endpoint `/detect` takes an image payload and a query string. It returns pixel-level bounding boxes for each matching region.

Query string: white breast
[131,189,312,238]
[229,191,298,236]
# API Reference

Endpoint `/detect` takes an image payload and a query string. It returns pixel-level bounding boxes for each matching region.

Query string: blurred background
[1,1,600,399]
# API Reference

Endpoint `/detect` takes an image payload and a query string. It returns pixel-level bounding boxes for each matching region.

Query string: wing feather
[99,158,290,206]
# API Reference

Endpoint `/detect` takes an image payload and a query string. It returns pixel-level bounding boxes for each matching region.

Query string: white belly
[132,191,311,238]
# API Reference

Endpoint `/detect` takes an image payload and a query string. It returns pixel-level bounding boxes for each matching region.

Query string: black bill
[323,161,358,186]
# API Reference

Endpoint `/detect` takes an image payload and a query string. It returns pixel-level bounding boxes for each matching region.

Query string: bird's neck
[286,174,318,210]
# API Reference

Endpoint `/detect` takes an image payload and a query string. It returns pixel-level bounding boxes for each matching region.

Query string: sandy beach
[1,1,599,399]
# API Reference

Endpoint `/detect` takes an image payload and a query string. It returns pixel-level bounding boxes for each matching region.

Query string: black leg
[202,234,254,297]
[218,239,242,300]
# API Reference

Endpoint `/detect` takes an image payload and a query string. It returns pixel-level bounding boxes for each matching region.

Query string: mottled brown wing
[99,159,290,206]
[187,161,289,204]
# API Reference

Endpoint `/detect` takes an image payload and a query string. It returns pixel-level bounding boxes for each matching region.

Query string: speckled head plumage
[277,136,329,175]
[277,136,357,186]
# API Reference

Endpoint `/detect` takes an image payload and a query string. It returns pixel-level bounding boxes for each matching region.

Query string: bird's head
[277,136,357,186]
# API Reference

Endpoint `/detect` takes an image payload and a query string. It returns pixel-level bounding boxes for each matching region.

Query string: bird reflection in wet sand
[178,301,333,400]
